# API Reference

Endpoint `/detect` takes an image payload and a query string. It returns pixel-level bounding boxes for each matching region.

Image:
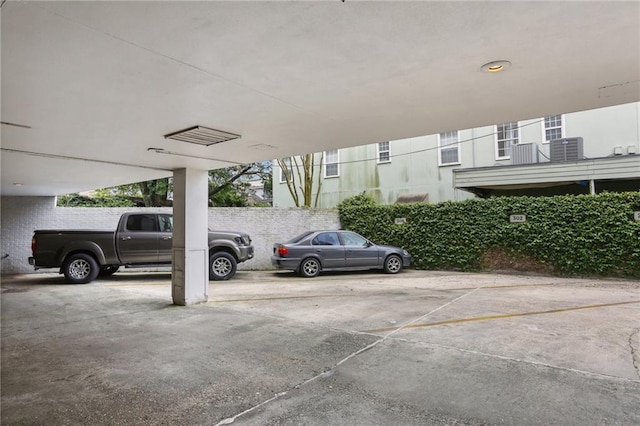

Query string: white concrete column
[172,168,209,306]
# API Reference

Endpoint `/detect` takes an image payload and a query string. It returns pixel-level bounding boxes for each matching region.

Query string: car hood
[209,230,251,243]
[375,244,408,253]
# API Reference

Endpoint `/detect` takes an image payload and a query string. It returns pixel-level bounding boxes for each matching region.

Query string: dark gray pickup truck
[29,212,254,284]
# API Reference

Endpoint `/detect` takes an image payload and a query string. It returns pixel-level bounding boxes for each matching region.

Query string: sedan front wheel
[384,254,402,274]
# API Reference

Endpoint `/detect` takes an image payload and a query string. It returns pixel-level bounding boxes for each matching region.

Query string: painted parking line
[445,283,560,291]
[208,283,588,303]
[105,282,555,291]
[363,300,640,333]
[104,283,170,287]
[210,294,353,303]
[436,282,609,292]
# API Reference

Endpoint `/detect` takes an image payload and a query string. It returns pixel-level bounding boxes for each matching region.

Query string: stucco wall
[0,196,340,275]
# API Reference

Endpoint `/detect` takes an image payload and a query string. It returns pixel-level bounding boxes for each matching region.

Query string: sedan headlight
[403,250,410,256]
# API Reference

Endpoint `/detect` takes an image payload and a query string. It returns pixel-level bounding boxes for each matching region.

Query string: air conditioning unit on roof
[511,143,539,165]
[549,137,584,162]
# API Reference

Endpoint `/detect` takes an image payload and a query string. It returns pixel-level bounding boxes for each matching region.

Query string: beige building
[273,102,640,207]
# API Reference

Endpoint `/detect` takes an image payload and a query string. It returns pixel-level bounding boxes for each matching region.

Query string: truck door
[157,214,173,263]
[118,214,159,264]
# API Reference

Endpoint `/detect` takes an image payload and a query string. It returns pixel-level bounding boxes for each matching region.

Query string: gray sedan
[271,230,411,278]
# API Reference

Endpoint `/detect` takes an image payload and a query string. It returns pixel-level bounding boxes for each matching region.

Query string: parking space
[2,270,639,425]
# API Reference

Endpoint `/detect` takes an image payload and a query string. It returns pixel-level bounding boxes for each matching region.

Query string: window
[158,214,173,232]
[324,150,339,178]
[279,158,291,183]
[496,122,519,159]
[340,232,368,247]
[312,232,340,246]
[438,131,460,165]
[377,142,391,163]
[543,115,564,143]
[125,214,157,232]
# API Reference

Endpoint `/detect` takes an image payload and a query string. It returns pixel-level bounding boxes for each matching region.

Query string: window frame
[324,149,340,178]
[437,131,461,166]
[279,157,291,184]
[311,232,340,246]
[495,122,519,160]
[125,214,158,232]
[377,141,391,164]
[158,214,173,232]
[339,231,369,247]
[541,114,564,144]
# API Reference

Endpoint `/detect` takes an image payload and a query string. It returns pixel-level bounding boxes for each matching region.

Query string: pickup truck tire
[63,253,100,284]
[209,252,237,281]
[99,265,120,276]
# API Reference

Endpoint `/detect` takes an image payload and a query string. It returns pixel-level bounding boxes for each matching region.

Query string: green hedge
[338,192,640,278]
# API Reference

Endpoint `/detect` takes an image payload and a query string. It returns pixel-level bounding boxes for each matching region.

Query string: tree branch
[208,165,253,197]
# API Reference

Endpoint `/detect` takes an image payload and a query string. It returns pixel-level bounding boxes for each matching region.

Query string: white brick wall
[1,196,57,275]
[0,197,340,275]
[209,207,341,271]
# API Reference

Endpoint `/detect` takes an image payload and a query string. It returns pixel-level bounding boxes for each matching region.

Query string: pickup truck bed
[30,230,118,268]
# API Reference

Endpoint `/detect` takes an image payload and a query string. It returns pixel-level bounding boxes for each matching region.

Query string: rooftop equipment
[511,143,539,165]
[549,137,584,162]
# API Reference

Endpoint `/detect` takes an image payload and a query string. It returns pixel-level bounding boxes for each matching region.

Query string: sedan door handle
[162,236,172,240]
[121,236,131,241]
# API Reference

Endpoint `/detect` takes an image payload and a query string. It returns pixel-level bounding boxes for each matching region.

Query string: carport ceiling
[2,1,639,197]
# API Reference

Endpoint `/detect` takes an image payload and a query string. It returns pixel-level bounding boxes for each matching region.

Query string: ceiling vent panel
[164,126,240,146]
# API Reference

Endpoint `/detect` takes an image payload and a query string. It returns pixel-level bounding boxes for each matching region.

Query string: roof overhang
[2,1,639,197]
[453,155,640,196]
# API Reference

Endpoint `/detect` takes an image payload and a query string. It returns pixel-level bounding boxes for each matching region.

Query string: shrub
[336,192,378,210]
[338,192,640,278]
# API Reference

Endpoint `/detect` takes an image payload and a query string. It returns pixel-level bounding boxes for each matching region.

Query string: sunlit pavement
[2,270,639,425]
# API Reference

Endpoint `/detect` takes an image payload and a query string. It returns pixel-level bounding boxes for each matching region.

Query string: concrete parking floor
[1,270,639,425]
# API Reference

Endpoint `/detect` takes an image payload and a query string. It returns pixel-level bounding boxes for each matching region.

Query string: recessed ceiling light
[164,126,240,147]
[481,60,512,73]
[13,183,24,186]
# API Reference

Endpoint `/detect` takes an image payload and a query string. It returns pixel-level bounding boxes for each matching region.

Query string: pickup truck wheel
[63,253,99,284]
[210,252,237,281]
[99,265,120,276]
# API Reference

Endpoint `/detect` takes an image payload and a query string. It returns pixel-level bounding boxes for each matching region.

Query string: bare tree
[277,153,324,208]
